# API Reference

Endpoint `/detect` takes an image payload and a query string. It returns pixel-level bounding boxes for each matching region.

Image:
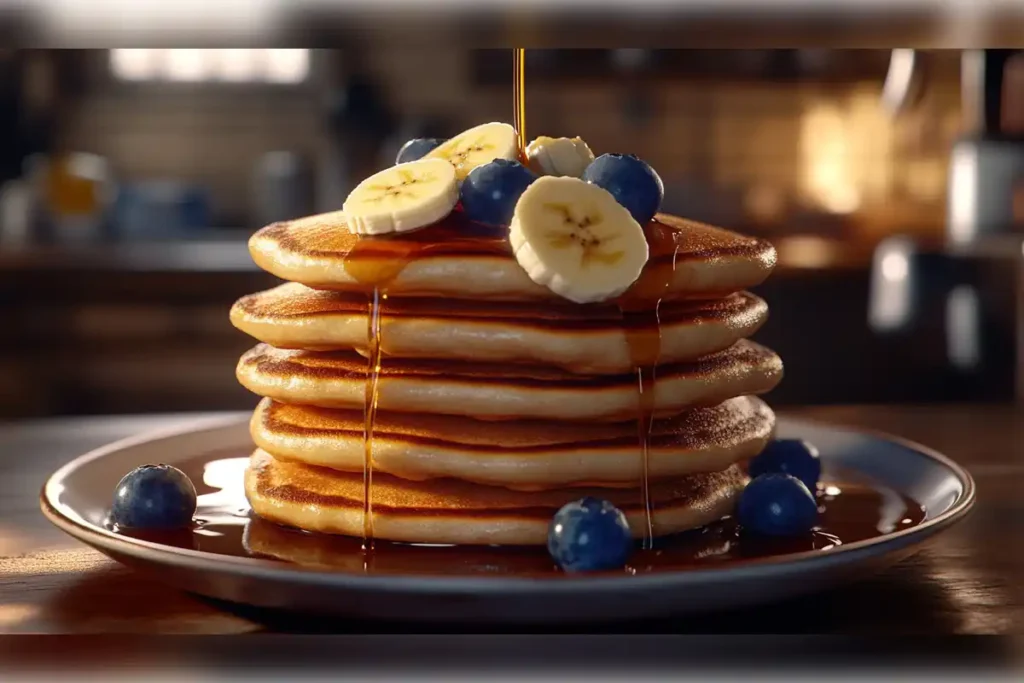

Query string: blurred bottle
[39,151,113,244]
[945,50,1024,247]
[0,51,54,244]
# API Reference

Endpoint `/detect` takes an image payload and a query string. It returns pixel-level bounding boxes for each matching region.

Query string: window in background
[109,49,310,84]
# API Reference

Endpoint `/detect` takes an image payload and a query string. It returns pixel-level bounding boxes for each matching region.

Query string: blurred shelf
[0,228,896,300]
[0,239,257,274]
[472,49,895,86]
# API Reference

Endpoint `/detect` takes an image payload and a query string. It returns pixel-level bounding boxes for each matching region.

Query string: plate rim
[40,411,976,595]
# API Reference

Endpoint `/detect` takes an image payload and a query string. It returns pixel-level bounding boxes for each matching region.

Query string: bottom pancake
[245,450,747,546]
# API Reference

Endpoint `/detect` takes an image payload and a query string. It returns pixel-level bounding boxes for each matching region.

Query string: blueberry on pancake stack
[230,123,782,546]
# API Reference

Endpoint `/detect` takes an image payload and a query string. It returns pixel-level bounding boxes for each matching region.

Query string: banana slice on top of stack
[425,122,519,180]
[510,177,649,304]
[525,136,595,178]
[342,159,458,236]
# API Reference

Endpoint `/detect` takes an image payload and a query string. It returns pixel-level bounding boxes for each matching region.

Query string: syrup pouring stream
[343,48,665,553]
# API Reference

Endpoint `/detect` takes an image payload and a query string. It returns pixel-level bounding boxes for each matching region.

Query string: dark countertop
[0,404,1021,641]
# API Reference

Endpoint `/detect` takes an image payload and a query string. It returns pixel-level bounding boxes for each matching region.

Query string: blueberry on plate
[111,464,197,530]
[396,137,445,165]
[737,473,818,537]
[748,439,822,492]
[547,497,633,572]
[460,159,538,226]
[581,153,664,225]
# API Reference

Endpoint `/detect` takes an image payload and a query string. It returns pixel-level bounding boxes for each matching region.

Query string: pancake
[231,284,768,373]
[245,450,747,545]
[251,396,774,489]
[236,340,783,421]
[249,210,776,302]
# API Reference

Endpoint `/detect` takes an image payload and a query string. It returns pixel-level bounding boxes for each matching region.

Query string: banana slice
[525,136,595,177]
[342,158,458,235]
[425,122,518,180]
[509,176,649,304]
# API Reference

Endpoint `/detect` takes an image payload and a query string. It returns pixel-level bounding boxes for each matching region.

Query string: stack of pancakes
[231,211,782,546]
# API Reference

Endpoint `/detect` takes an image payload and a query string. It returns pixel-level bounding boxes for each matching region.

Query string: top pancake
[249,210,776,301]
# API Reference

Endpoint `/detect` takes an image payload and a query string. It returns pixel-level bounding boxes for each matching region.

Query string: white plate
[41,413,975,623]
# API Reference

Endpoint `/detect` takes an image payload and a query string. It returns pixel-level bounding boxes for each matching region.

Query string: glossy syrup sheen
[118,451,928,577]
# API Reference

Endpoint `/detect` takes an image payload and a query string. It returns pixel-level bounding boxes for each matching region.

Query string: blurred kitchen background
[1,47,1022,419]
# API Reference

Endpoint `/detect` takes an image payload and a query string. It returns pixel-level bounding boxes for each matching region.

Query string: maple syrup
[513,48,526,154]
[336,210,519,547]
[331,48,528,547]
[342,238,430,548]
[616,222,681,549]
[361,287,383,543]
[512,47,670,548]
[336,43,679,551]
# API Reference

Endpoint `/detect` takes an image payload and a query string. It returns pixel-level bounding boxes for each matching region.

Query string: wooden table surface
[1,405,1022,637]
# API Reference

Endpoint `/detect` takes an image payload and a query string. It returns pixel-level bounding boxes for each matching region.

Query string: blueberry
[396,138,445,165]
[581,153,664,225]
[460,159,538,226]
[737,474,818,537]
[547,497,633,572]
[111,464,197,530]
[749,439,822,492]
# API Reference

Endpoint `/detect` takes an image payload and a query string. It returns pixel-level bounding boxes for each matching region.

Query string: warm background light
[110,49,310,84]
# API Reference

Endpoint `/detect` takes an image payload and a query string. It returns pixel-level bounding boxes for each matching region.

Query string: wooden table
[1,406,1022,646]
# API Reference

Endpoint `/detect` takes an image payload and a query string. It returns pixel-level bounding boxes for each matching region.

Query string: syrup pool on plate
[115,450,928,577]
